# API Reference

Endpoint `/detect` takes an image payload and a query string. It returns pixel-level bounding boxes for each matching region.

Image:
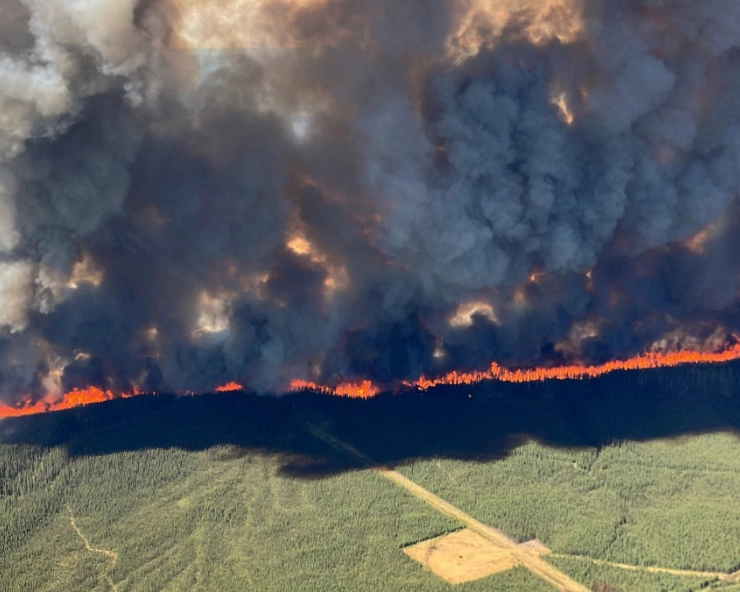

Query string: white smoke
[0,261,33,332]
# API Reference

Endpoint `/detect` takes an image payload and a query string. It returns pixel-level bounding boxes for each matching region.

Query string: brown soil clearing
[404,528,517,584]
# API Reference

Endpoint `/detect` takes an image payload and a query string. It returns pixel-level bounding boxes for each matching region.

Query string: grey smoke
[1,0,740,401]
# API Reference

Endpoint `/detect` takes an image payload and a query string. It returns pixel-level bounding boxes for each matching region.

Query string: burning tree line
[1,0,740,406]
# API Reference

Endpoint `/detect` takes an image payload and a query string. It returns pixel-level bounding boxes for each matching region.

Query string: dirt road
[552,553,737,582]
[306,425,590,592]
[67,506,118,591]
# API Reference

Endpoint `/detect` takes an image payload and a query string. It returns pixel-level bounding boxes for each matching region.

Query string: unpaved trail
[67,506,118,591]
[551,553,737,582]
[305,425,590,592]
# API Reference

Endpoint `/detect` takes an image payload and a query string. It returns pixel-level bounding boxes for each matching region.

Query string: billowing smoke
[1,0,740,401]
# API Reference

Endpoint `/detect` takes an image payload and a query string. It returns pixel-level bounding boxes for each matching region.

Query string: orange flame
[215,381,244,392]
[289,379,380,399]
[3,346,740,418]
[292,345,740,398]
[0,387,119,418]
[412,345,740,389]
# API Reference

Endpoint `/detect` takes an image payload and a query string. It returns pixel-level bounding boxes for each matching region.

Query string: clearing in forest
[306,424,589,592]
[404,528,517,584]
[404,530,552,584]
[309,422,740,590]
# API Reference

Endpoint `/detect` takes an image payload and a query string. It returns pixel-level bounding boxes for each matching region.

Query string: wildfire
[0,387,120,418]
[286,232,349,297]
[449,300,498,327]
[552,92,575,126]
[67,253,104,289]
[684,224,719,255]
[289,379,380,398]
[215,382,244,392]
[414,345,740,388]
[447,0,585,61]
[293,345,740,399]
[3,347,740,418]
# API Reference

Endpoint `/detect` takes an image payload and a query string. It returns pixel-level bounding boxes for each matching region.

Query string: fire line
[2,346,740,419]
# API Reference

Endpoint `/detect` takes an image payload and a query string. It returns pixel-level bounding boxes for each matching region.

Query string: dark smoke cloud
[1,0,740,400]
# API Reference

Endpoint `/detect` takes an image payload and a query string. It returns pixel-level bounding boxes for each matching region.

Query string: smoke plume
[1,0,740,401]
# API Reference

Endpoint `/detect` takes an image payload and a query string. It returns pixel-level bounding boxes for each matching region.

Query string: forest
[2,361,740,591]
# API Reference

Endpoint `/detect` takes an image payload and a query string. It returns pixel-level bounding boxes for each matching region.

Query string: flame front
[413,346,740,388]
[215,382,244,392]
[3,0,740,422]
[294,346,740,398]
[0,387,119,418]
[3,345,740,418]
[289,379,380,398]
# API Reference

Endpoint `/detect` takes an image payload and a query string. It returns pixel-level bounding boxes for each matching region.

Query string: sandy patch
[404,528,518,584]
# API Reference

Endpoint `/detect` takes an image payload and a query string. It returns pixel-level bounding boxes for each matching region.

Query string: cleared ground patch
[308,425,589,591]
[404,529,552,584]
[4,372,740,592]
[404,529,517,584]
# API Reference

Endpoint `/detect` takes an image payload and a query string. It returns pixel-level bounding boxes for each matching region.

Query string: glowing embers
[449,300,498,327]
[286,235,313,256]
[285,232,349,298]
[510,270,546,306]
[684,223,720,255]
[551,92,575,126]
[215,381,243,392]
[528,270,545,284]
[447,0,585,61]
[67,253,104,289]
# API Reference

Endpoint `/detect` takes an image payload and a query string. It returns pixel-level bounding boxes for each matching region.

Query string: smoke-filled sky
[1,0,740,401]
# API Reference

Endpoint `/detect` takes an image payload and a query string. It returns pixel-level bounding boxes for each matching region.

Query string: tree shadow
[1,362,739,479]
